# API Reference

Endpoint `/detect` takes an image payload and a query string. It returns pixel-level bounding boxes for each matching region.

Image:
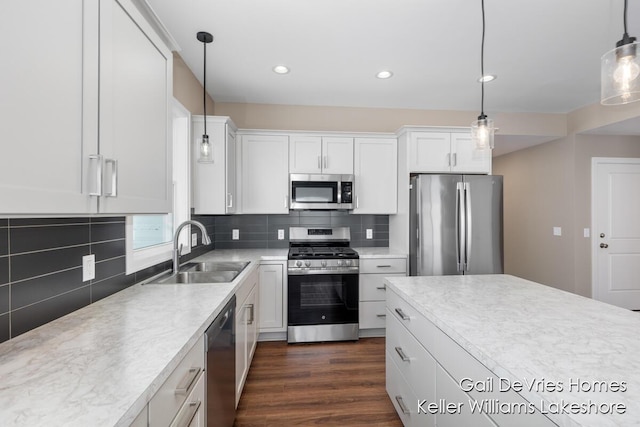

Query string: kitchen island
[385,274,640,427]
[0,249,286,427]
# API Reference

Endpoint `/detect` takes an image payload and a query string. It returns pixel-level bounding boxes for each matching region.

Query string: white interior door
[592,157,640,309]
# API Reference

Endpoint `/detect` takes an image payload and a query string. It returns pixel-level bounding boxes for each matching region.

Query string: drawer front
[431,325,555,427]
[386,307,436,403]
[386,287,437,352]
[360,257,407,274]
[169,371,205,427]
[149,335,205,427]
[359,301,387,328]
[436,364,497,427]
[359,273,404,301]
[386,350,435,427]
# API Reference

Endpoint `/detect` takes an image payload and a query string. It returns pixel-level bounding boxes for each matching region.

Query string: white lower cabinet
[148,335,205,427]
[359,257,407,332]
[258,262,286,332]
[235,267,260,406]
[130,407,148,427]
[386,287,555,427]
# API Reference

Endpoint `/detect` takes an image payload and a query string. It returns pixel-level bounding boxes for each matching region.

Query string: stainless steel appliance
[205,295,236,427]
[410,174,503,276]
[290,174,354,210]
[287,227,359,343]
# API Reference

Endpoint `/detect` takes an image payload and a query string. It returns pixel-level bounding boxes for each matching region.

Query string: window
[125,99,192,274]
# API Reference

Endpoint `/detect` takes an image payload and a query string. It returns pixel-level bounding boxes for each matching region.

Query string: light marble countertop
[353,247,407,258]
[385,274,640,427]
[0,249,286,427]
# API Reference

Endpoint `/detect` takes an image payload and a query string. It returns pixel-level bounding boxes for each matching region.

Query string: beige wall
[494,134,640,296]
[173,52,215,115]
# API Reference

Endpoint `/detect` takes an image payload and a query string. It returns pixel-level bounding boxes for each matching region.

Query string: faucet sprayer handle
[178,243,183,256]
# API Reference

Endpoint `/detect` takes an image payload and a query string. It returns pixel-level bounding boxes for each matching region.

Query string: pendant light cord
[624,0,629,36]
[203,40,207,135]
[480,0,486,118]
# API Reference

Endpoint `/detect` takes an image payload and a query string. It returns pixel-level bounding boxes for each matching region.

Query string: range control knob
[295,260,302,267]
[304,260,311,267]
[321,260,327,267]
[337,260,344,267]
[345,259,352,266]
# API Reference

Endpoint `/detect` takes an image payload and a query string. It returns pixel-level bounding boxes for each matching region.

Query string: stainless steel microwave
[290,174,354,210]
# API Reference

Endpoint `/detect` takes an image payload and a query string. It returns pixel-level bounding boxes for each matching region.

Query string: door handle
[104,158,118,197]
[317,156,321,170]
[600,243,609,248]
[88,154,103,197]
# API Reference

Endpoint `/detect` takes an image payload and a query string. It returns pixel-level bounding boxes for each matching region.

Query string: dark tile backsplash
[198,211,389,250]
[0,217,168,344]
[0,212,387,344]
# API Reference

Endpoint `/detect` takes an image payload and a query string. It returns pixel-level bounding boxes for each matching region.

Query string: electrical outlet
[82,255,95,282]
[192,233,198,246]
[553,227,562,236]
[366,229,373,239]
[232,229,240,240]
[278,229,285,240]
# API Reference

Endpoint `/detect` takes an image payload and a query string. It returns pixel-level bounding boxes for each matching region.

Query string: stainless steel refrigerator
[409,174,503,276]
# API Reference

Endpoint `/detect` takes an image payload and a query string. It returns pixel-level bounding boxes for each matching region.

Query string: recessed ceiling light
[478,74,497,83]
[376,70,393,79]
[273,65,290,74]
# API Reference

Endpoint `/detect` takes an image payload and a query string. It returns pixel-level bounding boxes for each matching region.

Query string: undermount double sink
[148,261,250,285]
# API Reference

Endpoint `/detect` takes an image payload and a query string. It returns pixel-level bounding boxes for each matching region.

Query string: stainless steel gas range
[287,227,359,343]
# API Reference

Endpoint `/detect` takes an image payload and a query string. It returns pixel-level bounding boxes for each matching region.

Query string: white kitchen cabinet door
[289,135,353,174]
[259,263,285,331]
[353,138,397,214]
[240,134,289,214]
[451,132,491,174]
[235,268,259,406]
[0,0,97,214]
[408,132,451,173]
[289,136,322,173]
[322,137,354,174]
[192,116,237,214]
[98,0,172,214]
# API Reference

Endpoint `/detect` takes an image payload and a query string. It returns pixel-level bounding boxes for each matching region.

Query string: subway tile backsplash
[0,212,387,344]
[196,211,389,250]
[0,217,170,344]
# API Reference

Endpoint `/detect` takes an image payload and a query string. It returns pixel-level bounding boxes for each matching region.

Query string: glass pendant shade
[601,41,640,105]
[471,117,495,150]
[198,134,213,163]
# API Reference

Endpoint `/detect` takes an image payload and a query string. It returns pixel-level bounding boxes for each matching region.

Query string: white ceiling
[146,0,640,134]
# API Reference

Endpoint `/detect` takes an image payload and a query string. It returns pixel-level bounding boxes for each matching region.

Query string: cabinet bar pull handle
[284,195,288,209]
[175,367,201,396]
[104,158,118,197]
[324,155,328,169]
[88,154,103,197]
[376,286,386,290]
[452,152,457,166]
[171,400,201,427]
[395,346,411,362]
[377,265,392,268]
[395,308,410,321]
[318,156,321,170]
[227,193,233,208]
[376,313,386,318]
[356,196,359,209]
[247,304,255,324]
[395,395,411,415]
[447,153,451,166]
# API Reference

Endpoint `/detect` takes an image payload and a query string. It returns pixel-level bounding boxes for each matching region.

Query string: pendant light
[471,0,495,150]
[601,0,640,105]
[197,31,214,163]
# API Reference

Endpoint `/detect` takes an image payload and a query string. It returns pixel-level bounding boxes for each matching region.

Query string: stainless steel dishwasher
[205,295,236,427]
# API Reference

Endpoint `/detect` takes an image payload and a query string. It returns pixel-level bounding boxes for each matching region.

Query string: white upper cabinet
[289,135,353,174]
[0,0,172,215]
[192,116,237,214]
[353,138,398,214]
[408,131,491,174]
[239,134,289,214]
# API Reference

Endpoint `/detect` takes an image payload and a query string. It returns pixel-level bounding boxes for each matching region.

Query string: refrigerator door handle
[416,179,423,275]
[464,182,472,272]
[456,182,465,272]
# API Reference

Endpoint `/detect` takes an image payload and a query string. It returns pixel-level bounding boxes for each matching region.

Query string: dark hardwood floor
[234,337,403,426]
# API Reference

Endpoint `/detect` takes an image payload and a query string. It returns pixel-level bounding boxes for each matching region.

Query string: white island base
[384,274,640,427]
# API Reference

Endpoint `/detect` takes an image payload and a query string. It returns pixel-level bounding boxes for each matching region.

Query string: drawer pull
[395,307,411,321]
[377,265,392,268]
[170,400,201,427]
[376,314,386,318]
[395,346,411,362]
[175,367,201,396]
[376,286,386,290]
[395,395,411,415]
